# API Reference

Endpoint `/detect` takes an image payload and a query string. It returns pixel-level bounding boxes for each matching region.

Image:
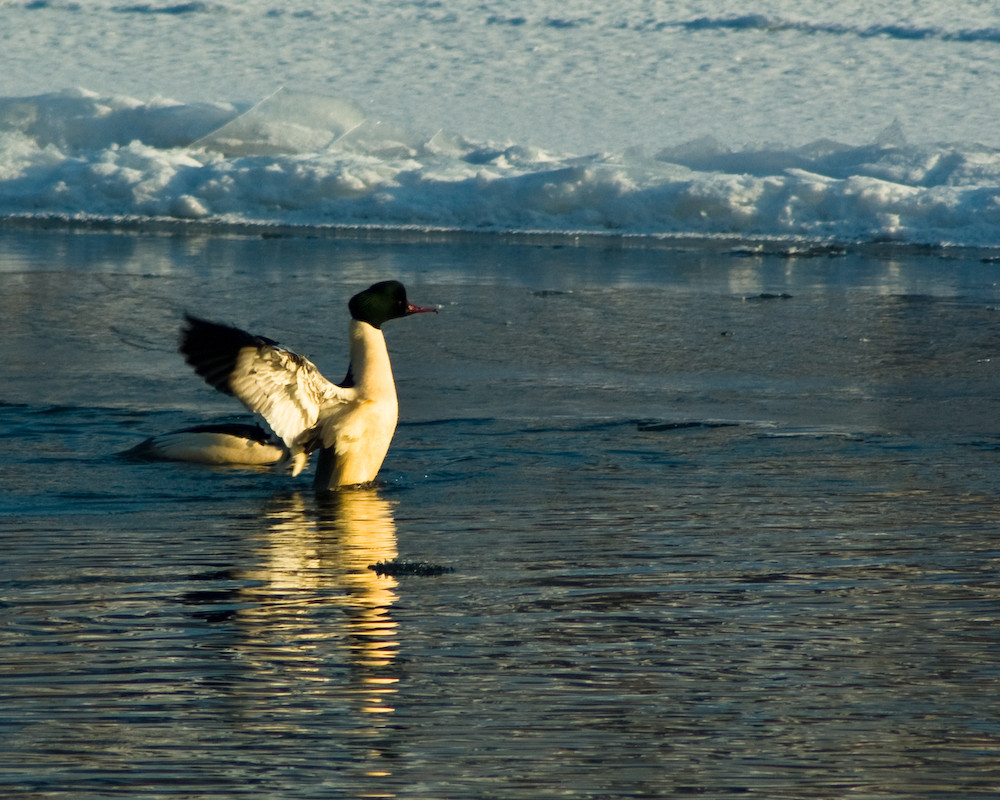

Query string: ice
[194,90,365,156]
[4,1,1000,153]
[0,1,999,247]
[0,89,235,151]
[0,88,999,246]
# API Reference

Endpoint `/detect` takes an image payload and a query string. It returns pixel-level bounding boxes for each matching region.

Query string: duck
[132,280,436,490]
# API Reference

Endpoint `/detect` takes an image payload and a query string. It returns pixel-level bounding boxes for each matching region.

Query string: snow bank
[1,89,999,247]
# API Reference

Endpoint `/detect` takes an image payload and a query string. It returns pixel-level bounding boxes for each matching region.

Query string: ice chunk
[194,88,366,156]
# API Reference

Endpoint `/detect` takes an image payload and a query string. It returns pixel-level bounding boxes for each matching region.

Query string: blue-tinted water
[2,227,999,798]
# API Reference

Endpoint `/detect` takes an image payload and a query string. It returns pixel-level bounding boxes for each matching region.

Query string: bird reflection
[242,489,399,708]
[199,487,402,785]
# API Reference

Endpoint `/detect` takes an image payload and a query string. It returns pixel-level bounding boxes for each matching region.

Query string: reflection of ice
[236,488,400,735]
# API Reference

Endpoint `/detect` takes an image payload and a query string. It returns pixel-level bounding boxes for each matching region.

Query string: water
[1,227,999,798]
[4,1,999,792]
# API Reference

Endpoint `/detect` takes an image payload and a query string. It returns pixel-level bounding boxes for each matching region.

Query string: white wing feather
[228,343,353,450]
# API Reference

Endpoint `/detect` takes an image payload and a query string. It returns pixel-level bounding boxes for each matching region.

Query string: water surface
[2,228,999,798]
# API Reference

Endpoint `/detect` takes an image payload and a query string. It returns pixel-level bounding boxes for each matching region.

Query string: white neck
[348,319,396,401]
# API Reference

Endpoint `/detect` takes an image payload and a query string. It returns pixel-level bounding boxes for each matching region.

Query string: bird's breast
[317,395,399,487]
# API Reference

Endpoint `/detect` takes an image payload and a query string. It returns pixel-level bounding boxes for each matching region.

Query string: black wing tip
[178,313,291,397]
[179,314,281,349]
[179,312,220,337]
[178,314,259,395]
[179,313,220,353]
[179,313,236,343]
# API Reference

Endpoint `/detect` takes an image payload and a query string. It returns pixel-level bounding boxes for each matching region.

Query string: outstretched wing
[179,315,351,450]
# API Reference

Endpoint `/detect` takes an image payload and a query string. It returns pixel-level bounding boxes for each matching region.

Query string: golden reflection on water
[234,488,401,773]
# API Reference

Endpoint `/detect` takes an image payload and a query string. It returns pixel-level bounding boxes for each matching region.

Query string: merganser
[133,280,436,490]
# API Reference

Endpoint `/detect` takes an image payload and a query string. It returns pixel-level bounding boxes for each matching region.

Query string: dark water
[2,227,999,798]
